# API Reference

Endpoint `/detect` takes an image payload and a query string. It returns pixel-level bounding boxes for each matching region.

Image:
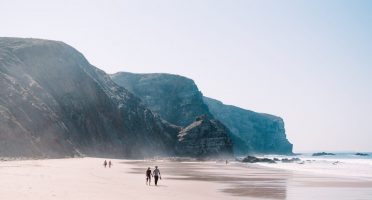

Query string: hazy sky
[1,0,371,152]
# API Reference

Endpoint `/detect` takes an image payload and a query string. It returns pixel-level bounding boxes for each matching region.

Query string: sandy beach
[1,157,372,200]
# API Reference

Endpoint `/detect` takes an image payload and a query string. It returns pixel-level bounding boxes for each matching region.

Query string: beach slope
[0,158,371,200]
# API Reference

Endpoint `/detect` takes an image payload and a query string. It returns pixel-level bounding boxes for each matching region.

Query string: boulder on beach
[312,152,336,156]
[241,156,276,163]
[281,158,301,163]
[355,153,369,156]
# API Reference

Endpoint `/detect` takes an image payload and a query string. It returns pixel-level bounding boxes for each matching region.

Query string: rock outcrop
[312,152,335,156]
[240,156,300,163]
[0,37,179,158]
[176,115,232,157]
[110,72,212,126]
[203,97,293,155]
[241,156,276,163]
[355,153,369,156]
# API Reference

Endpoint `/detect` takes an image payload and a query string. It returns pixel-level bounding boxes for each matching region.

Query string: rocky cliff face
[0,37,179,158]
[110,72,292,155]
[0,37,292,158]
[111,72,234,157]
[203,97,293,155]
[176,115,232,157]
[110,72,212,126]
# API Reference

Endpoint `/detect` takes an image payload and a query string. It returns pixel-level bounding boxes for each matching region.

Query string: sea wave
[250,153,372,180]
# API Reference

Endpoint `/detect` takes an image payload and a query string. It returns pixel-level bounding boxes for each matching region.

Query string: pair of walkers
[103,160,112,168]
[146,166,161,186]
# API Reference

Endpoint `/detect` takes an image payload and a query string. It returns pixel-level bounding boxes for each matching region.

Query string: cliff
[111,72,233,157]
[110,72,212,126]
[0,37,292,158]
[111,72,292,155]
[0,37,179,158]
[203,97,293,155]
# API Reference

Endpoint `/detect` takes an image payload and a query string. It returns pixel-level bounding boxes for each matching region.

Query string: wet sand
[127,159,372,199]
[0,157,371,200]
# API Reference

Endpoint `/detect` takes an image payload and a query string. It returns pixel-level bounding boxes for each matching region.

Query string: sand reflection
[125,160,288,199]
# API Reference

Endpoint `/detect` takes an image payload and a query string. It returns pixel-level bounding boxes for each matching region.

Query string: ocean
[250,152,372,180]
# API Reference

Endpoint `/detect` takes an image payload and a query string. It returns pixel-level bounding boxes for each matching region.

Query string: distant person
[103,160,107,168]
[109,160,113,168]
[225,160,228,165]
[153,166,161,186]
[146,167,152,185]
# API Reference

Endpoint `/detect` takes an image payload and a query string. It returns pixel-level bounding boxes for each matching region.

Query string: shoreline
[1,157,372,199]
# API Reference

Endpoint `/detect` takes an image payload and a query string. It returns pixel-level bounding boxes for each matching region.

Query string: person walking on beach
[146,167,152,185]
[153,166,161,186]
[109,160,112,168]
[103,160,107,168]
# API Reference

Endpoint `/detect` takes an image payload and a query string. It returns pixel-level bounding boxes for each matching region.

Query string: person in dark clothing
[153,166,161,186]
[146,167,152,185]
[109,160,112,168]
[103,160,107,168]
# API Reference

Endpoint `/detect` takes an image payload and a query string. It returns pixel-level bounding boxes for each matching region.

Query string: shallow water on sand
[127,159,372,200]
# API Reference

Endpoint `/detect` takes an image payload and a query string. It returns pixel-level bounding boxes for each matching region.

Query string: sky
[0,0,371,152]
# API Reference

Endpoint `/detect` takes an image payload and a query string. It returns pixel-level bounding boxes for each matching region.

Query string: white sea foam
[252,153,372,180]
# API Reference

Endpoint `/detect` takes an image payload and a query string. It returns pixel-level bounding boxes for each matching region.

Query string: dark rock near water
[355,153,369,156]
[241,156,276,163]
[281,157,301,163]
[203,97,293,155]
[240,156,300,163]
[175,115,233,157]
[312,152,336,156]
